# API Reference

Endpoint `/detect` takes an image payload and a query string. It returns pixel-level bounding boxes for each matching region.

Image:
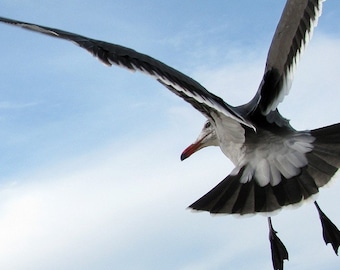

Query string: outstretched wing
[0,16,254,129]
[252,0,324,115]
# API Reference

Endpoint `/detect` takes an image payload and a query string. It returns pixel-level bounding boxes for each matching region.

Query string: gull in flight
[1,0,339,269]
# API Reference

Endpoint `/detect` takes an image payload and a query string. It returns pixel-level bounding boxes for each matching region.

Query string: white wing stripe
[262,0,325,114]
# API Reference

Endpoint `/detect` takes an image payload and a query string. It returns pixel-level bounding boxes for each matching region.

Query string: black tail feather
[190,168,243,214]
[189,167,319,215]
[232,181,254,213]
[306,123,340,188]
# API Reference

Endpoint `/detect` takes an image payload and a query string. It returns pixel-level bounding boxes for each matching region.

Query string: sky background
[1,0,340,269]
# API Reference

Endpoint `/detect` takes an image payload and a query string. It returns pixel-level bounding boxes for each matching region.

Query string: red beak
[180,141,202,161]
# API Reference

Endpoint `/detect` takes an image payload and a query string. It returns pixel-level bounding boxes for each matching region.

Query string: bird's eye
[204,122,211,128]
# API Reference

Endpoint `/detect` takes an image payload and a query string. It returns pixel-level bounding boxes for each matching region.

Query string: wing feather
[254,0,324,115]
[0,16,254,129]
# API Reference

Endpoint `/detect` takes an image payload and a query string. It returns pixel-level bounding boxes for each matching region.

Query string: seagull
[0,0,339,269]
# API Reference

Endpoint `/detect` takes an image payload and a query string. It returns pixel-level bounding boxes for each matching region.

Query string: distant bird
[0,0,339,269]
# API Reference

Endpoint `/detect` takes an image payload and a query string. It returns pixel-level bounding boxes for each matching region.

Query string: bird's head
[180,120,218,161]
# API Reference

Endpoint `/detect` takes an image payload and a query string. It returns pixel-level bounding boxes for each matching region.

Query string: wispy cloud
[0,101,40,110]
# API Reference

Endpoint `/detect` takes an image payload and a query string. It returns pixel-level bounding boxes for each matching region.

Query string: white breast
[232,131,315,187]
[213,114,246,165]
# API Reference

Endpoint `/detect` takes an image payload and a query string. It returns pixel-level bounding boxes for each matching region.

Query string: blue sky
[1,1,340,269]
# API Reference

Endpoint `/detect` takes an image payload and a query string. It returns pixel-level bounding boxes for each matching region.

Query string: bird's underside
[189,122,340,215]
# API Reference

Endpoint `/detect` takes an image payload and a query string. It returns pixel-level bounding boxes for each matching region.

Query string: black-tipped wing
[253,0,324,115]
[0,16,253,129]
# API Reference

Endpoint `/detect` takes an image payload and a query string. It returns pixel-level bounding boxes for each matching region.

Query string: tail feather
[307,123,340,187]
[255,184,281,212]
[190,123,340,215]
[231,181,254,213]
[282,176,305,205]
[311,123,340,142]
[295,170,318,198]
[306,152,338,187]
[313,149,340,168]
[195,170,242,214]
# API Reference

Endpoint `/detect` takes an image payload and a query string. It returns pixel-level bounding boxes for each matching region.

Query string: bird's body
[185,100,340,215]
[1,0,339,269]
